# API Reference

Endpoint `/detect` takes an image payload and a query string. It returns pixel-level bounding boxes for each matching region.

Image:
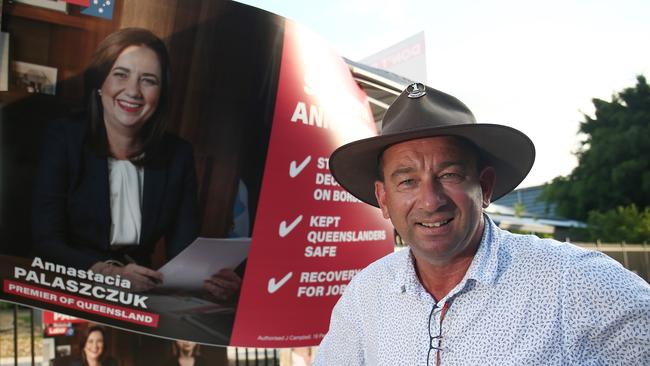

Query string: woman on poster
[31,28,238,296]
[70,325,118,366]
[164,340,207,366]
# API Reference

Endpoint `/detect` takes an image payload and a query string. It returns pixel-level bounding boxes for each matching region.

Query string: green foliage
[587,204,650,243]
[513,202,525,217]
[562,227,591,243]
[542,75,650,220]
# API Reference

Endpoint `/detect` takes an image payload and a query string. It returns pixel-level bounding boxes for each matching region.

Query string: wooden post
[643,241,650,282]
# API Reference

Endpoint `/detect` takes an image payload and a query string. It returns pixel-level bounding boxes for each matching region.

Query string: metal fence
[0,305,36,366]
[228,348,279,366]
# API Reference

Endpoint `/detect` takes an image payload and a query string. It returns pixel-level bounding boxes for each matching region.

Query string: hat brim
[329,124,535,207]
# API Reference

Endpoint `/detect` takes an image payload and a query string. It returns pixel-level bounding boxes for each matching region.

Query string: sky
[237,0,650,188]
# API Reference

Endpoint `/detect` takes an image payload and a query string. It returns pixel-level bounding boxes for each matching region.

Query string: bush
[587,204,650,243]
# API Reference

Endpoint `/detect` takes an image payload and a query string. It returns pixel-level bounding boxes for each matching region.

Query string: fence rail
[228,348,279,366]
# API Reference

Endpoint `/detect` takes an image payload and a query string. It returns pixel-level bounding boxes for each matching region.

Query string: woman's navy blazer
[32,118,199,269]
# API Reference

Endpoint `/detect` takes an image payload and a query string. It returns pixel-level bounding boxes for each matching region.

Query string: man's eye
[398,179,415,187]
[439,173,463,182]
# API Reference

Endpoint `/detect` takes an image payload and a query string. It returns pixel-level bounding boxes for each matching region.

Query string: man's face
[374,136,495,266]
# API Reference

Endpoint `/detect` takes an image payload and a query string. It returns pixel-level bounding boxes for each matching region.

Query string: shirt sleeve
[561,249,650,364]
[314,278,366,366]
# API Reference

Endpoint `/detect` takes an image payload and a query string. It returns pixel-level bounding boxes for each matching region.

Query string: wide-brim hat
[330,82,535,207]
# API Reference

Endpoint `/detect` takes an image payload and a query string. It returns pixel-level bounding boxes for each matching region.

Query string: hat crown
[381,83,476,136]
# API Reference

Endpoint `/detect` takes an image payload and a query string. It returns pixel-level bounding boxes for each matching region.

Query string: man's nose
[418,178,447,211]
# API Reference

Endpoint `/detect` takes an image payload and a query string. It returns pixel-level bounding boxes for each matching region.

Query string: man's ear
[479,166,496,208]
[374,181,390,219]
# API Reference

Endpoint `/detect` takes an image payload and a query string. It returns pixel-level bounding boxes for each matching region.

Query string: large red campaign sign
[230,20,394,347]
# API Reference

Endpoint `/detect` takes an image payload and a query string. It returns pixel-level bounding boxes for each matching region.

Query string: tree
[586,204,650,243]
[542,75,650,221]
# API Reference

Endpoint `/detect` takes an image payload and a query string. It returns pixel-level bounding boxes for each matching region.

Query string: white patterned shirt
[314,217,650,365]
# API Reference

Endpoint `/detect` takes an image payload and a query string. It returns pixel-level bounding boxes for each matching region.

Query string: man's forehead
[382,136,474,162]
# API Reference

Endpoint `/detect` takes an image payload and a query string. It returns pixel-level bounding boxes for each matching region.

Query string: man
[314,83,650,365]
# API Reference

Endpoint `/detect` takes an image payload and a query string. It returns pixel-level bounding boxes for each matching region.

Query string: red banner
[230,20,394,347]
[4,280,159,327]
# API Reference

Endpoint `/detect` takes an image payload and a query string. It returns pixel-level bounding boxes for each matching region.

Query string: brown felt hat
[329,82,536,207]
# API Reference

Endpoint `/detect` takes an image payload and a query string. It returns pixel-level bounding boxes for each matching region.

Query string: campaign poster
[38,311,237,365]
[0,1,393,349]
[230,20,394,347]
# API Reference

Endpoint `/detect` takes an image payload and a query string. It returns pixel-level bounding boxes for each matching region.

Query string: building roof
[488,186,586,235]
[493,185,561,219]
[345,58,412,124]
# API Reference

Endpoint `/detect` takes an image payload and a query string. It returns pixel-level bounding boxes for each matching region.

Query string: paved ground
[0,356,42,366]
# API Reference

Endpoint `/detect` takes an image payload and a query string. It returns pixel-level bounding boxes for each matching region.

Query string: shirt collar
[390,248,419,295]
[392,214,502,296]
[463,214,501,286]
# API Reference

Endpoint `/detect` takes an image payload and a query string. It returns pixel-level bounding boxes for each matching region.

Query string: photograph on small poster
[37,311,234,365]
[12,61,58,95]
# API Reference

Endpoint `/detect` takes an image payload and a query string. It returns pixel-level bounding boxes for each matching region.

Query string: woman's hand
[119,263,163,291]
[203,269,242,302]
[91,261,163,292]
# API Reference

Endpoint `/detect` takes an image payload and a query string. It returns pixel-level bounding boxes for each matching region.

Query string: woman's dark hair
[79,325,109,366]
[171,340,201,357]
[83,27,171,164]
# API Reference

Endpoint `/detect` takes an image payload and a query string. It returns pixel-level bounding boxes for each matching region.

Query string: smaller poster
[37,316,234,365]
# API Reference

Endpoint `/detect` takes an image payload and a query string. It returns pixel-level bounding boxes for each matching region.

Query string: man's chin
[408,241,456,262]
